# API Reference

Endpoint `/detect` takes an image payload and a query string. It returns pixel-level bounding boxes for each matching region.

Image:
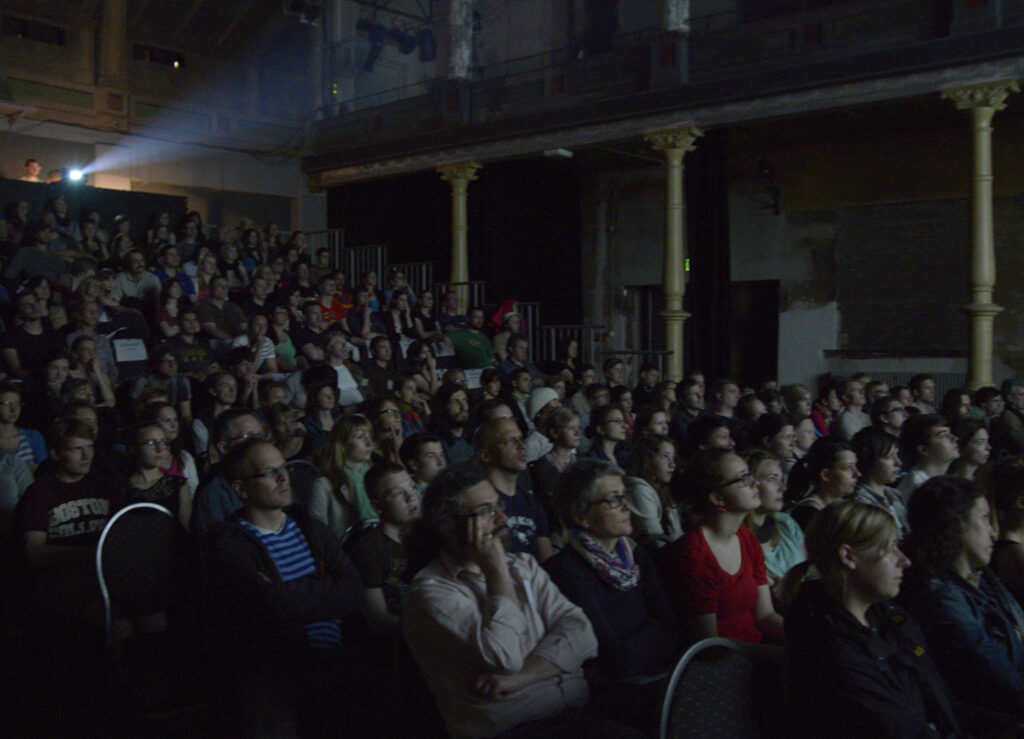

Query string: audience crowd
[5,194,1024,737]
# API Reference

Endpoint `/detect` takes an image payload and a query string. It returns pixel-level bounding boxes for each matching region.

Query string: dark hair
[952,419,985,454]
[906,475,984,577]
[610,385,632,405]
[974,386,1001,406]
[850,427,898,481]
[364,461,407,502]
[633,404,667,439]
[400,432,442,468]
[909,374,934,393]
[587,404,624,440]
[940,387,971,424]
[750,413,787,452]
[404,461,490,578]
[50,416,97,450]
[709,378,737,400]
[682,415,732,459]
[0,379,24,400]
[992,457,1024,530]
[212,408,263,448]
[899,413,948,468]
[869,395,904,426]
[672,447,736,517]
[804,437,853,487]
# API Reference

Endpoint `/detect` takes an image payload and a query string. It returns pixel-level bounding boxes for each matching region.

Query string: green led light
[684,258,691,271]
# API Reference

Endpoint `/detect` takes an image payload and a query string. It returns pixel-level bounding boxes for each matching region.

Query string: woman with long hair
[309,415,377,537]
[394,375,428,436]
[405,339,441,397]
[584,404,630,468]
[156,278,184,339]
[948,419,991,481]
[784,500,959,738]
[342,285,384,350]
[365,395,404,466]
[624,433,681,548]
[610,386,636,440]
[789,438,859,530]
[267,301,299,373]
[632,404,670,441]
[411,289,444,344]
[743,450,804,583]
[24,276,67,330]
[658,448,784,644]
[67,335,116,407]
[384,291,417,342]
[301,383,340,455]
[123,422,192,529]
[140,400,199,492]
[218,241,247,290]
[900,476,1024,732]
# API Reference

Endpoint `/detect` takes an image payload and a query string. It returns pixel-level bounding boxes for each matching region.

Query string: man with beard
[403,464,611,739]
[429,384,473,465]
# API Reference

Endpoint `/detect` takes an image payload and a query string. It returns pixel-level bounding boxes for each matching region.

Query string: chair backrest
[286,459,320,508]
[96,503,184,642]
[660,637,786,739]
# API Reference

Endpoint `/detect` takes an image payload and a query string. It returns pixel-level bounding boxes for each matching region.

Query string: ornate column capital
[437,160,482,184]
[645,126,703,153]
[942,80,1020,111]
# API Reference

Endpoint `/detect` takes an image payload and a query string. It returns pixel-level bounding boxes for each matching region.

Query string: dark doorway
[729,280,779,386]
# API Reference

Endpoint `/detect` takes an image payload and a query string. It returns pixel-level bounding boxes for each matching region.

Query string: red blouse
[660,525,768,643]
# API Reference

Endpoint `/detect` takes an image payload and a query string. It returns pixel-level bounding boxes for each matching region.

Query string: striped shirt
[239,517,342,649]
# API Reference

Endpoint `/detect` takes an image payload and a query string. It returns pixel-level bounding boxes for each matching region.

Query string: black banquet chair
[660,637,787,739]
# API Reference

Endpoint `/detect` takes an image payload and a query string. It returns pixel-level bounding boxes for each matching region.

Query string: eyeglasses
[242,464,289,481]
[587,494,630,511]
[455,499,506,520]
[142,439,170,450]
[227,430,268,444]
[718,471,754,489]
[376,408,401,418]
[0,400,22,409]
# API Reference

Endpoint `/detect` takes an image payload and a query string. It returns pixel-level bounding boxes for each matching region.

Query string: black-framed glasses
[142,439,171,450]
[587,494,630,511]
[242,464,289,482]
[718,471,754,489]
[455,499,506,520]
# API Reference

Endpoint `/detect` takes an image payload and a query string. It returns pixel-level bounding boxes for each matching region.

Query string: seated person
[403,464,630,739]
[544,459,679,735]
[900,476,1024,730]
[786,500,961,738]
[347,462,420,635]
[658,448,784,645]
[201,438,365,737]
[18,418,119,626]
[399,432,448,498]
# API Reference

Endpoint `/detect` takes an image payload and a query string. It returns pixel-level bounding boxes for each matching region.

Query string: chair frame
[659,637,744,739]
[95,502,176,644]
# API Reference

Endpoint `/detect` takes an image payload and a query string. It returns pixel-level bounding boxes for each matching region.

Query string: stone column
[943,81,1019,389]
[447,0,474,81]
[438,161,481,311]
[646,127,702,381]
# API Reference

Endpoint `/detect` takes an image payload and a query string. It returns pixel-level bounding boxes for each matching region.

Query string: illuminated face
[960,496,995,570]
[484,419,528,473]
[57,436,95,478]
[599,409,628,442]
[409,441,447,484]
[713,454,760,513]
[137,427,171,469]
[0,392,22,425]
[343,426,374,463]
[579,475,632,541]
[373,471,420,527]
[753,459,784,513]
[650,441,676,484]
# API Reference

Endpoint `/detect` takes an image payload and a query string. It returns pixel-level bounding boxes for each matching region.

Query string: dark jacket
[544,540,679,682]
[900,568,1024,724]
[990,406,1024,459]
[787,580,961,738]
[200,504,365,665]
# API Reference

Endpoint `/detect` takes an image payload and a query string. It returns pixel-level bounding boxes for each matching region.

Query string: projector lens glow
[68,169,84,181]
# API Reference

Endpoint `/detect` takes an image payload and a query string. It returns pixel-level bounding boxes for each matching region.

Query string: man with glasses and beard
[402,464,638,739]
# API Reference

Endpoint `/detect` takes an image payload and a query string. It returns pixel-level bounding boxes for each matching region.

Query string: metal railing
[305,228,345,268]
[518,302,541,358]
[345,244,387,284]
[388,260,434,297]
[538,324,607,368]
[434,280,487,310]
[601,349,674,384]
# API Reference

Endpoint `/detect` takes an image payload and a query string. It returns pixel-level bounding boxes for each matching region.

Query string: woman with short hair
[785,500,960,738]
[544,459,679,735]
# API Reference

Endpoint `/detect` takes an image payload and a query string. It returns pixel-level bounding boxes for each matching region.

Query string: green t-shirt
[447,329,496,369]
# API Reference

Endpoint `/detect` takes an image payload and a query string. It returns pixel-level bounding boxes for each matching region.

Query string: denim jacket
[900,568,1024,721]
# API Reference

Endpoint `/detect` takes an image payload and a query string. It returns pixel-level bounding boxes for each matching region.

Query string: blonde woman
[309,415,376,538]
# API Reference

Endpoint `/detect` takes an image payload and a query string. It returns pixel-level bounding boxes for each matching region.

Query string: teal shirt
[343,461,376,522]
[763,512,806,578]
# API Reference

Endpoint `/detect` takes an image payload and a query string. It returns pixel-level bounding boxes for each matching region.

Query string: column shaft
[646,127,702,380]
[438,161,481,312]
[943,81,1018,389]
